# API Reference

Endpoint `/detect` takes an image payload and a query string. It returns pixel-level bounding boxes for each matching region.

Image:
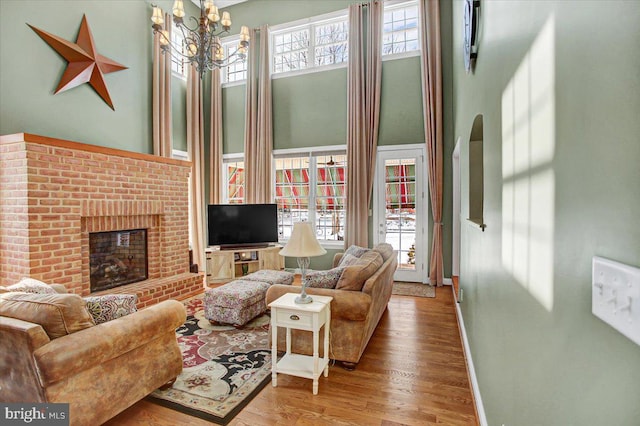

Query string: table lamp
[279,222,326,304]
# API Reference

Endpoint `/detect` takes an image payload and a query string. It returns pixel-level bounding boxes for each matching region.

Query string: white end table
[268,293,332,395]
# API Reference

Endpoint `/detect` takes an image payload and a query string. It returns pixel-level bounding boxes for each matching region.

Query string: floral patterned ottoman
[242,270,295,286]
[204,280,271,326]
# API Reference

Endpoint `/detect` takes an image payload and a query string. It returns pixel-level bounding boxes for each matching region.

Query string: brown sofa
[265,243,397,369]
[0,285,186,426]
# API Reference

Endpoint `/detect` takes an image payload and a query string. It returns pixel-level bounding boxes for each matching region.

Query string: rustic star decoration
[28,15,128,110]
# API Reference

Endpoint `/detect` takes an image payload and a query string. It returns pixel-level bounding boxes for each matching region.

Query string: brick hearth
[0,133,204,308]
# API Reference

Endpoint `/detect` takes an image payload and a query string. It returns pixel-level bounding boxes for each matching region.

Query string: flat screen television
[207,203,278,248]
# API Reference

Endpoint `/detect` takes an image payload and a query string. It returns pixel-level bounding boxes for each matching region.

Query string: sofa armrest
[49,284,68,294]
[332,253,344,268]
[266,284,371,321]
[33,300,186,387]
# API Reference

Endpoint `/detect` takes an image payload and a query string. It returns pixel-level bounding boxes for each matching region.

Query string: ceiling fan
[320,156,346,166]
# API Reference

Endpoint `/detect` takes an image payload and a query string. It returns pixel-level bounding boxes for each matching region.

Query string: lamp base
[295,294,313,304]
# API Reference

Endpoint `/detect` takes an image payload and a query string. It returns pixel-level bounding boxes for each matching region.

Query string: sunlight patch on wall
[501,17,556,312]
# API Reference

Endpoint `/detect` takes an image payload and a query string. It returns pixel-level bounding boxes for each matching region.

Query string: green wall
[222,0,454,274]
[452,0,640,424]
[0,0,191,153]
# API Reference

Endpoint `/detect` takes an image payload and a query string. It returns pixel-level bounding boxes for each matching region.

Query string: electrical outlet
[458,288,464,303]
[592,256,640,346]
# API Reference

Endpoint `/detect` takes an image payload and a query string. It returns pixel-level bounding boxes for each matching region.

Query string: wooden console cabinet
[205,245,284,284]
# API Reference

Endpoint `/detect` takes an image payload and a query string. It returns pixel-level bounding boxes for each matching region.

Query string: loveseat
[265,243,397,369]
[0,284,186,426]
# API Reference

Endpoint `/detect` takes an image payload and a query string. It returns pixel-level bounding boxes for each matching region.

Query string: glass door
[374,147,427,283]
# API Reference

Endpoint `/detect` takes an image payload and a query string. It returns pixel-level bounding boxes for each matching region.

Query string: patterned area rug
[147,294,272,425]
[392,281,436,298]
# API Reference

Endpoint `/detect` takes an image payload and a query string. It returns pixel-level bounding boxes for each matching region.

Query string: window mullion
[309,24,315,68]
[308,156,317,228]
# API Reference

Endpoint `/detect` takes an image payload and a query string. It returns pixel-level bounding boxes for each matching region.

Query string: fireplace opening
[89,229,148,292]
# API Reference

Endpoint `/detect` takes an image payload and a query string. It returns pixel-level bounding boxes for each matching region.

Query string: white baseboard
[452,286,488,426]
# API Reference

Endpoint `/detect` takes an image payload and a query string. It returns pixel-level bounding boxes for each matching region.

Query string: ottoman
[204,280,270,326]
[243,270,295,286]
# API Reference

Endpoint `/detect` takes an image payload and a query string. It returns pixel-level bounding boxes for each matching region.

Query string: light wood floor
[105,286,478,425]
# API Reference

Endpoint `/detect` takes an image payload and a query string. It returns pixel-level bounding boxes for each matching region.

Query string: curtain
[243,26,273,204]
[345,2,382,248]
[187,65,206,276]
[152,11,172,157]
[209,66,223,204]
[419,0,444,286]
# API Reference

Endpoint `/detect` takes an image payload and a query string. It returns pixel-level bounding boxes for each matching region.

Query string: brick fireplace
[0,133,204,307]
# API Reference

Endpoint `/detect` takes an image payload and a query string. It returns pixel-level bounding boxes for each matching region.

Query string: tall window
[275,152,346,243]
[221,37,247,84]
[382,0,420,56]
[223,159,245,204]
[171,23,188,78]
[271,12,349,75]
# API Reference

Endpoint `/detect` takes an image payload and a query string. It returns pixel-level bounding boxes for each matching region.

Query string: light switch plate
[592,256,640,346]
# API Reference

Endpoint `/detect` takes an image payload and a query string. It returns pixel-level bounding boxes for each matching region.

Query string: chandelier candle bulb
[151,7,164,26]
[204,0,214,12]
[172,0,185,18]
[160,30,169,45]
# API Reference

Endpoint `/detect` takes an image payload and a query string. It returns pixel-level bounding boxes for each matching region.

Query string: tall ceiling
[190,0,248,8]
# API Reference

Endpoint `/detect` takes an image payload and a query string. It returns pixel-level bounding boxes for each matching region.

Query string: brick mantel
[0,133,204,306]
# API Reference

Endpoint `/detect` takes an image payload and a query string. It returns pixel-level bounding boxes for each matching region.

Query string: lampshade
[280,222,326,258]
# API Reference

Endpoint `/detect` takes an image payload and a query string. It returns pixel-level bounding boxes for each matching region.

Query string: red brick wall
[0,134,203,306]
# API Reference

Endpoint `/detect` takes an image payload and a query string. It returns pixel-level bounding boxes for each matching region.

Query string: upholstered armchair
[0,284,186,426]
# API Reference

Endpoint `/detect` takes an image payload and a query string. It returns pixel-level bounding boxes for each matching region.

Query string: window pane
[315,154,346,242]
[226,161,244,204]
[382,2,420,56]
[275,157,310,240]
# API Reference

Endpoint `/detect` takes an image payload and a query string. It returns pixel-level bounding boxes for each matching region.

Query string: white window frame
[270,10,349,80]
[273,146,347,248]
[382,0,421,61]
[220,35,247,87]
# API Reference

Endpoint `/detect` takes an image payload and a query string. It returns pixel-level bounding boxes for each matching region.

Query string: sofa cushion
[0,292,95,339]
[84,294,138,324]
[373,243,395,262]
[304,267,345,289]
[2,277,57,294]
[335,250,383,291]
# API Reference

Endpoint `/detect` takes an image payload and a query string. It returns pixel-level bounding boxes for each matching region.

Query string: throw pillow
[343,245,370,259]
[338,253,360,267]
[4,277,57,294]
[0,292,95,339]
[304,267,346,289]
[84,294,138,324]
[335,251,383,291]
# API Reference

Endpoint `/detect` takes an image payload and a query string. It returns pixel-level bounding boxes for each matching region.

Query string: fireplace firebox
[89,229,148,292]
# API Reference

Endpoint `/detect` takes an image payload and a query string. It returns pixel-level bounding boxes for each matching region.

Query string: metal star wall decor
[28,15,128,110]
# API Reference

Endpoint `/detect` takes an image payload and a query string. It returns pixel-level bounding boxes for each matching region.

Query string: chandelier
[151,0,249,78]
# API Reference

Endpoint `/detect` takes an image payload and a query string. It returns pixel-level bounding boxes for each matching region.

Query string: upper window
[223,159,245,204]
[171,23,188,78]
[221,37,247,84]
[382,0,420,57]
[271,12,349,76]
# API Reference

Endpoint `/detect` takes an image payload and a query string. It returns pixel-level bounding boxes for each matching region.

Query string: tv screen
[207,204,278,248]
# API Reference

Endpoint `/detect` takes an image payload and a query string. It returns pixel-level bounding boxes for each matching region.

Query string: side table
[268,293,332,395]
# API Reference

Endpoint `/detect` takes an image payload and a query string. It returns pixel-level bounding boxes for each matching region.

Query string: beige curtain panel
[419,0,444,286]
[152,11,172,157]
[187,65,206,275]
[345,2,382,248]
[209,65,223,204]
[243,26,273,204]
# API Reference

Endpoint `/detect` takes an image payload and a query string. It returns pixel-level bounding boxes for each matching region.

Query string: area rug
[392,281,436,298]
[147,294,272,425]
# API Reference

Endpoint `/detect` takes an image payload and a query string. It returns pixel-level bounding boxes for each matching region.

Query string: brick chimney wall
[0,133,204,307]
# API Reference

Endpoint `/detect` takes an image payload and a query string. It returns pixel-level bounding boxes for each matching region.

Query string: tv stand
[205,244,284,284]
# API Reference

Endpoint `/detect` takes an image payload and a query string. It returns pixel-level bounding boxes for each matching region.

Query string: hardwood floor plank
[104,288,478,426]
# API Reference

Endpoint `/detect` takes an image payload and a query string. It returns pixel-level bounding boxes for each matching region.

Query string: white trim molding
[452,285,488,426]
